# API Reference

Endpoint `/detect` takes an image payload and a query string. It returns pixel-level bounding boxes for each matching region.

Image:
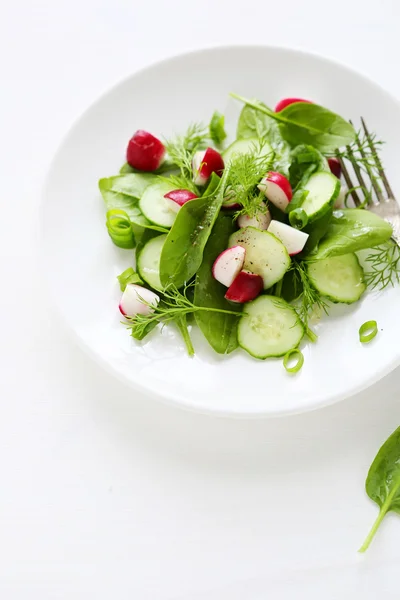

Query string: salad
[99,93,397,372]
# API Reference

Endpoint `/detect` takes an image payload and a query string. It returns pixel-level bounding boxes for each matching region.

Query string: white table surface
[1,0,400,598]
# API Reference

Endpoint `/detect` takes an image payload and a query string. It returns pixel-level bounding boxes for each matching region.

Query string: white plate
[40,45,400,417]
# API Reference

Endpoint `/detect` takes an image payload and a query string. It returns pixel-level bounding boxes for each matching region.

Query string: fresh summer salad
[99,93,398,372]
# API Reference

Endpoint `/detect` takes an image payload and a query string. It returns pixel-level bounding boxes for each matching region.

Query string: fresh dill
[292,261,329,340]
[124,284,242,340]
[364,241,400,290]
[164,123,209,192]
[225,143,274,218]
[333,129,384,183]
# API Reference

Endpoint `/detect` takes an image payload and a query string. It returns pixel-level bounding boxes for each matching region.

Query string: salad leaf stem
[359,481,400,553]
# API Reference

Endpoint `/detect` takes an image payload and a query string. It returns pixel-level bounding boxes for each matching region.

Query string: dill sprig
[333,129,384,180]
[125,284,242,340]
[292,261,329,340]
[225,143,274,218]
[364,242,400,290]
[164,123,209,191]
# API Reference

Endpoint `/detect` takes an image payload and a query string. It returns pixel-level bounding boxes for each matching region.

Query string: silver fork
[336,117,400,244]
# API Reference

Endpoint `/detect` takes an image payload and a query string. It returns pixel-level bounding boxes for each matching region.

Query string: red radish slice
[258,172,293,211]
[192,147,224,185]
[225,270,263,303]
[237,210,271,230]
[327,157,342,179]
[212,246,246,287]
[267,220,309,256]
[126,130,166,171]
[275,98,312,112]
[119,284,160,317]
[164,189,198,213]
[222,199,242,210]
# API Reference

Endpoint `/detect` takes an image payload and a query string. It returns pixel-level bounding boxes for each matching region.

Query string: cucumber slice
[301,172,340,222]
[307,253,366,303]
[229,227,290,289]
[139,181,177,228]
[223,138,272,164]
[238,296,304,359]
[137,234,168,291]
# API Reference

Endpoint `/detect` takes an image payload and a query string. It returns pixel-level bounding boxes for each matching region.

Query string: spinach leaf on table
[314,209,393,259]
[236,104,291,176]
[194,215,241,354]
[232,94,356,152]
[99,174,168,233]
[159,167,230,289]
[360,427,400,552]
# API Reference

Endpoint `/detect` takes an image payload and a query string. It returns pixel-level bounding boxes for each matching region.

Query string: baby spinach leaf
[236,104,291,176]
[159,167,229,289]
[99,174,168,233]
[232,94,356,152]
[209,111,227,145]
[360,427,400,552]
[194,215,240,354]
[314,209,393,259]
[119,160,177,175]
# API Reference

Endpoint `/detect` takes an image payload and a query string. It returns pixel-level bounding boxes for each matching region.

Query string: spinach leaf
[232,94,356,152]
[99,174,168,233]
[175,314,195,356]
[159,168,229,289]
[236,104,291,176]
[209,111,227,145]
[314,209,393,259]
[117,267,143,291]
[359,427,400,552]
[289,144,330,189]
[119,160,177,175]
[194,215,240,354]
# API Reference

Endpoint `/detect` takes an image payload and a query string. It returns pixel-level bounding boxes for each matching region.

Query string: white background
[1,0,400,597]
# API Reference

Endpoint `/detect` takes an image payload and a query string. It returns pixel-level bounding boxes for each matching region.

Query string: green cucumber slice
[307,253,366,303]
[229,226,290,289]
[139,181,177,228]
[137,234,168,290]
[222,138,272,164]
[238,296,304,359]
[301,171,340,222]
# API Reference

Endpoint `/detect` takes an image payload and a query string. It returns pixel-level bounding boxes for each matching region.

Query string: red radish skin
[126,130,166,172]
[164,189,198,213]
[258,172,293,211]
[275,98,312,112]
[222,200,242,211]
[267,220,309,256]
[237,210,271,230]
[212,246,246,287]
[328,157,342,179]
[119,284,160,317]
[192,147,224,185]
[225,271,263,303]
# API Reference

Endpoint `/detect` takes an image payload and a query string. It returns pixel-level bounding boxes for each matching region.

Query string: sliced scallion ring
[289,208,308,230]
[359,320,378,344]
[283,349,304,373]
[106,209,135,249]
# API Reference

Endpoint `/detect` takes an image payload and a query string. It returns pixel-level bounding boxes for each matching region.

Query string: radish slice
[212,246,246,287]
[237,210,271,230]
[164,189,198,213]
[192,147,224,185]
[225,271,263,303]
[126,130,166,172]
[119,284,160,317]
[275,98,312,112]
[258,172,293,211]
[328,157,342,179]
[267,220,309,256]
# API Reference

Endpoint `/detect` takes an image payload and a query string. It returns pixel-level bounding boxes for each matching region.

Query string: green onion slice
[289,208,308,230]
[283,349,304,373]
[359,320,378,343]
[106,209,135,249]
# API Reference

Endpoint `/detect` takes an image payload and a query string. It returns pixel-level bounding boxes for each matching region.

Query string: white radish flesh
[212,246,246,287]
[119,284,160,317]
[237,210,271,230]
[258,172,293,211]
[267,220,309,256]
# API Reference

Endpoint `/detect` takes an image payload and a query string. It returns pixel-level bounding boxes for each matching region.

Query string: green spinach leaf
[99,174,168,233]
[119,160,177,175]
[159,167,229,289]
[236,104,291,176]
[209,111,227,145]
[232,94,356,152]
[194,215,240,354]
[360,427,400,552]
[314,209,393,259]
